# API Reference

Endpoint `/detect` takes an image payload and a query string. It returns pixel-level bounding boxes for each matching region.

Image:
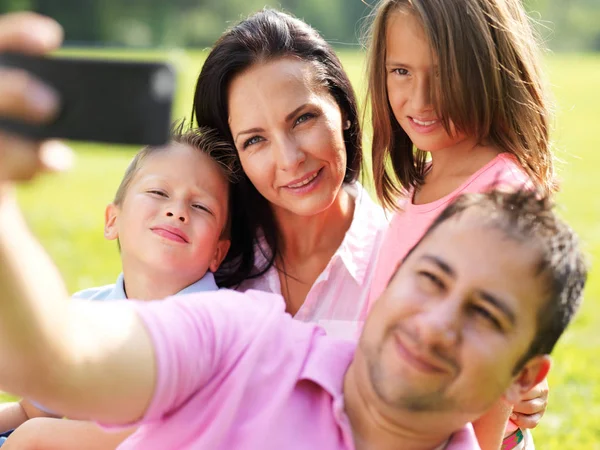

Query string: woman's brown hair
[365,0,556,210]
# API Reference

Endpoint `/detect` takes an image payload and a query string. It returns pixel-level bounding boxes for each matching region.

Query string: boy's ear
[503,355,551,405]
[104,203,120,241]
[209,239,231,273]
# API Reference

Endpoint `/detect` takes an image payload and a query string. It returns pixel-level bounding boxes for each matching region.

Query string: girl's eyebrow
[386,60,413,69]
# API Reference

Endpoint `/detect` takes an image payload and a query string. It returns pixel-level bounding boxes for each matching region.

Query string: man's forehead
[416,210,541,270]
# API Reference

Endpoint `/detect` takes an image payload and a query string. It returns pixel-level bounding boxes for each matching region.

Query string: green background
[1,50,599,448]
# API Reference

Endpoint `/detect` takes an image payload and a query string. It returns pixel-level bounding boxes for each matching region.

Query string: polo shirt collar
[113,271,219,299]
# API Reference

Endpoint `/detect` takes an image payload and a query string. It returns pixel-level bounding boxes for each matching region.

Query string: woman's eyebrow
[285,104,308,122]
[234,127,264,143]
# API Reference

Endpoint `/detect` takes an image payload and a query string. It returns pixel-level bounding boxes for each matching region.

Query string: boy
[0,123,235,448]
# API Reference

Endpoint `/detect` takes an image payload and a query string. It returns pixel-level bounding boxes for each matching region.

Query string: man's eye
[418,271,444,290]
[471,305,502,330]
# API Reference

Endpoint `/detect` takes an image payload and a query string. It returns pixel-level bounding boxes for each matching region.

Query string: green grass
[2,50,599,448]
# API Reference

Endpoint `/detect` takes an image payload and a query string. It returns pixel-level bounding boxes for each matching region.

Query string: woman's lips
[282,168,323,194]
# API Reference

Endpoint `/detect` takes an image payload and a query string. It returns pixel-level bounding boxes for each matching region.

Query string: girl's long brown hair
[365,0,556,210]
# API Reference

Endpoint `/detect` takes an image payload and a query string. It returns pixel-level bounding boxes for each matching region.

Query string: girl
[364,0,555,449]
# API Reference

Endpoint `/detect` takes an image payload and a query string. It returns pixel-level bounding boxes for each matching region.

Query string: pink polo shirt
[114,289,479,449]
[238,183,388,339]
[368,153,530,307]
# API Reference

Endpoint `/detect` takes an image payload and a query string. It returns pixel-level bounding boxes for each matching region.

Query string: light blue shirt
[72,271,219,300]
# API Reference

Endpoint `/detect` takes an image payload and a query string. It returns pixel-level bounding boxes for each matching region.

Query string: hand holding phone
[0,11,70,183]
[0,53,176,146]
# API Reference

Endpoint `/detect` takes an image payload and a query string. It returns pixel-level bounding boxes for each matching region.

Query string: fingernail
[27,82,60,117]
[40,141,74,172]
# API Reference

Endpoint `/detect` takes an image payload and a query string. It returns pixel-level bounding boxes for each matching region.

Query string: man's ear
[104,203,120,241]
[504,355,551,405]
[209,238,231,273]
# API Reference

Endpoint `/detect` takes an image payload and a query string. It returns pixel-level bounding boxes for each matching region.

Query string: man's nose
[416,302,461,351]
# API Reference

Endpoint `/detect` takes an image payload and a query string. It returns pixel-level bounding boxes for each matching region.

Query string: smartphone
[0,53,176,146]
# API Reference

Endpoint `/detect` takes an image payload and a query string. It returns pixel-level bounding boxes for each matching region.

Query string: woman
[195,9,387,338]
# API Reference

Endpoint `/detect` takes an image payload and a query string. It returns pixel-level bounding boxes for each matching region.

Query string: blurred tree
[1,0,597,52]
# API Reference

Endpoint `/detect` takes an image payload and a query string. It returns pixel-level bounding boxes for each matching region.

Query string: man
[0,11,587,450]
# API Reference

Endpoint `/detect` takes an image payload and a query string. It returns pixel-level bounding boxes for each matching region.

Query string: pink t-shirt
[369,153,530,306]
[238,183,388,339]
[113,289,479,449]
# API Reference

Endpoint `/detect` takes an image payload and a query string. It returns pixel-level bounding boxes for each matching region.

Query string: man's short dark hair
[408,190,587,369]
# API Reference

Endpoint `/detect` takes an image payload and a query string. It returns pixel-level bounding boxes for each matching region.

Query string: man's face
[359,210,548,423]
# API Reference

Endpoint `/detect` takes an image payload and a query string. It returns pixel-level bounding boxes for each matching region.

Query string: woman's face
[227,57,348,219]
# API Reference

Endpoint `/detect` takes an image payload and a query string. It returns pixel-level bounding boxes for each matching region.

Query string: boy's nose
[166,206,188,223]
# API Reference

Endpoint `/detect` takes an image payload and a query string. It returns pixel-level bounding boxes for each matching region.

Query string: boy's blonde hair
[114,122,237,237]
[365,0,556,210]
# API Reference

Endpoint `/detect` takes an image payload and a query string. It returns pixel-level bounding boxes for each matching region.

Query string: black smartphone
[0,53,176,146]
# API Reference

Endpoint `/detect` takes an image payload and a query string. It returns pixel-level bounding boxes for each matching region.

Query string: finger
[520,383,549,402]
[511,412,543,430]
[39,140,74,173]
[512,397,546,416]
[0,12,63,54]
[0,68,60,123]
[0,134,72,182]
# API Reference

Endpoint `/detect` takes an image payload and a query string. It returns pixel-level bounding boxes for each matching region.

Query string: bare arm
[471,398,512,450]
[2,418,135,450]
[0,399,58,434]
[0,12,158,426]
[0,402,27,433]
[0,194,156,424]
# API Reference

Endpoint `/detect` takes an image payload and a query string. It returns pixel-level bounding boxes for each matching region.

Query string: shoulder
[72,273,125,301]
[157,289,288,328]
[72,284,119,301]
[446,423,481,449]
[464,153,530,194]
[347,182,388,226]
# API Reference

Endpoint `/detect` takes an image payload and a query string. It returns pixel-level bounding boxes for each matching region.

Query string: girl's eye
[243,135,264,149]
[392,68,409,76]
[294,112,314,126]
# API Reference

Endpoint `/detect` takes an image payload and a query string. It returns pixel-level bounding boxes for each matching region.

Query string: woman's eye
[294,113,314,126]
[243,135,264,149]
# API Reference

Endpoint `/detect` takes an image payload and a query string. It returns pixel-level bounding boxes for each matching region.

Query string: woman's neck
[275,185,354,263]
[272,185,355,314]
